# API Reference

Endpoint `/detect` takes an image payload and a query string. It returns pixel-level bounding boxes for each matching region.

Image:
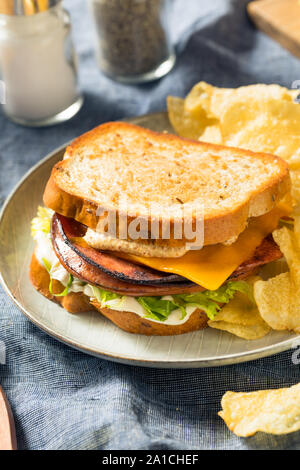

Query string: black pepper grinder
[88,0,176,84]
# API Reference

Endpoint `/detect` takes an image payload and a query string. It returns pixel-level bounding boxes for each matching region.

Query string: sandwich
[29,122,291,335]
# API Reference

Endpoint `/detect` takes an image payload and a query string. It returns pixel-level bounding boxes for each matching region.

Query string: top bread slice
[43,121,290,246]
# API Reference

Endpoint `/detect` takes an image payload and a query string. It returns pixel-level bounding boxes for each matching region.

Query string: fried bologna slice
[43,122,290,247]
[51,214,205,296]
[53,213,188,286]
[29,253,208,335]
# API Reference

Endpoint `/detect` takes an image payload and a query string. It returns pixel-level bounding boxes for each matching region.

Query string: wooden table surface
[0,386,17,450]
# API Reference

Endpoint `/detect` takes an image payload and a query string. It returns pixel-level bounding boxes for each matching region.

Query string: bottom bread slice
[29,253,208,336]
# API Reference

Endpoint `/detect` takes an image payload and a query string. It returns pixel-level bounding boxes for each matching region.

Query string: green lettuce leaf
[92,280,254,323]
[91,286,120,304]
[137,297,186,322]
[173,280,254,320]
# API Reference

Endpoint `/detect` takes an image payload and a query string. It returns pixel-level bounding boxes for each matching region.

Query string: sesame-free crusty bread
[29,252,208,335]
[43,122,290,246]
[83,229,189,257]
[91,303,208,336]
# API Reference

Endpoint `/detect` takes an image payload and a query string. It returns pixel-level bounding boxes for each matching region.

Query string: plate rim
[0,112,297,368]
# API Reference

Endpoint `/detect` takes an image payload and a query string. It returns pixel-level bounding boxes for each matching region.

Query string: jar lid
[0,0,61,16]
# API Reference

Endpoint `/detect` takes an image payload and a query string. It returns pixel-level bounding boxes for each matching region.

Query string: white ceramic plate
[0,112,298,367]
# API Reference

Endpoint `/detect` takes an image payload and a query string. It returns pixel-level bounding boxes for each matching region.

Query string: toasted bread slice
[43,122,290,246]
[83,228,189,257]
[29,252,208,335]
[91,303,208,336]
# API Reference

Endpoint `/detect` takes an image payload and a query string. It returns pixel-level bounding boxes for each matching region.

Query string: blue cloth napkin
[0,0,300,450]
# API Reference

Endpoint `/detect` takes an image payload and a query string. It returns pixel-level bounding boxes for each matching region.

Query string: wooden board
[0,386,17,450]
[248,0,300,59]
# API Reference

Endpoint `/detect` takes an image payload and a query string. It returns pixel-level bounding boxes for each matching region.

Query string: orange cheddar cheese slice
[122,206,288,290]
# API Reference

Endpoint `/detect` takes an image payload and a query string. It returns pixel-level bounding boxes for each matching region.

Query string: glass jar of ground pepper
[89,0,176,83]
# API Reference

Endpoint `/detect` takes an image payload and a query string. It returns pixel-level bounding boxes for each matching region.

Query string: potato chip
[221,100,300,168]
[167,96,208,140]
[184,82,297,121]
[184,82,215,118]
[258,258,288,280]
[199,124,223,145]
[254,226,300,333]
[293,210,300,239]
[208,321,270,340]
[219,383,300,437]
[227,83,299,103]
[254,273,300,332]
[208,278,270,339]
[273,226,300,284]
[291,170,300,203]
[184,81,234,119]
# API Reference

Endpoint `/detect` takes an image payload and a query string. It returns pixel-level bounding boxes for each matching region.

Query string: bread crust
[29,252,92,313]
[29,252,208,335]
[43,122,291,246]
[92,303,208,336]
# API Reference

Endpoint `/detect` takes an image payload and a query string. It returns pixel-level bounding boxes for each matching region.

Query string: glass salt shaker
[88,0,176,84]
[0,0,83,127]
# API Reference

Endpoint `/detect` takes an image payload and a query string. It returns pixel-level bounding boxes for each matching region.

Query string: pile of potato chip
[168,82,300,200]
[168,82,300,341]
